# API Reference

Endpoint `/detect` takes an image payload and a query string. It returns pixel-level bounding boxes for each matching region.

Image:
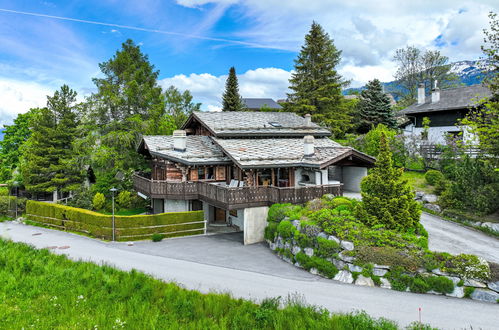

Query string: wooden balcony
[133,173,343,210]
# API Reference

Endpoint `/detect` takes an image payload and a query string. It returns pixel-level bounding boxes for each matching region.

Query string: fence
[25,200,205,241]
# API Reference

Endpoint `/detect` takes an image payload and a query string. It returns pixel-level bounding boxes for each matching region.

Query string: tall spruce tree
[286,22,350,137]
[355,132,421,231]
[21,85,83,193]
[222,67,244,111]
[357,79,396,133]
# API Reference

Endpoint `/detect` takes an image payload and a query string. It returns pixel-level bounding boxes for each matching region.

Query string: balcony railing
[133,173,343,210]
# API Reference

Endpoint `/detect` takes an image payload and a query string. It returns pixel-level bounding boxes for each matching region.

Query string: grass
[402,171,434,194]
[0,215,13,222]
[0,238,406,329]
[99,207,147,216]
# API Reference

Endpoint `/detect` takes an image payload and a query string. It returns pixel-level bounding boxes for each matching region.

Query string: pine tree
[286,22,350,137]
[355,132,421,231]
[357,79,396,133]
[21,85,83,193]
[222,67,244,111]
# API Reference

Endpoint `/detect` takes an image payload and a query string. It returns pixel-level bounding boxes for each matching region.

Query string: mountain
[344,60,491,98]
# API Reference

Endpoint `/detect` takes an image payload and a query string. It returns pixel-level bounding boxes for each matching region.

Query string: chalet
[399,84,492,145]
[134,111,375,244]
[242,98,282,111]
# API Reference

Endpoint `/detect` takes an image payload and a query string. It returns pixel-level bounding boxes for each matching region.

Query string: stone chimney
[304,114,312,127]
[304,135,315,157]
[431,80,440,103]
[417,83,425,105]
[173,130,187,152]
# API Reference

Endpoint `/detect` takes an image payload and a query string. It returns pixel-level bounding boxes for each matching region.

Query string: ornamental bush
[276,220,296,240]
[424,170,444,186]
[355,132,421,231]
[116,191,132,209]
[92,193,105,211]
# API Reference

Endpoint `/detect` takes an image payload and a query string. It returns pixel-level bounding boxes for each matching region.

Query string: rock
[445,276,461,285]
[373,268,388,277]
[374,264,390,270]
[304,247,314,257]
[317,232,328,240]
[282,256,293,264]
[333,270,354,284]
[291,246,301,255]
[332,258,346,270]
[446,286,464,298]
[470,289,499,303]
[481,222,499,233]
[294,261,302,268]
[464,279,487,288]
[427,290,443,295]
[328,235,341,244]
[284,241,291,250]
[310,268,318,275]
[355,275,375,287]
[340,240,354,251]
[338,251,354,263]
[431,268,449,276]
[348,264,363,273]
[380,278,391,289]
[415,191,424,200]
[276,237,284,249]
[422,194,438,203]
[269,242,276,251]
[487,281,499,293]
[423,203,441,213]
[291,220,301,231]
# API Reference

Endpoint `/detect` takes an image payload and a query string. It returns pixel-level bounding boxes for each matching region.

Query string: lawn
[402,171,434,194]
[0,238,410,329]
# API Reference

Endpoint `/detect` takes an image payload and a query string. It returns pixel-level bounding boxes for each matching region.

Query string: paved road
[421,212,499,264]
[1,222,498,329]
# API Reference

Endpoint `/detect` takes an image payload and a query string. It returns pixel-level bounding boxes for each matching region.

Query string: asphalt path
[1,221,498,329]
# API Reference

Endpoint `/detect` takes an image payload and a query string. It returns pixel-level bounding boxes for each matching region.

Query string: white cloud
[160,67,291,110]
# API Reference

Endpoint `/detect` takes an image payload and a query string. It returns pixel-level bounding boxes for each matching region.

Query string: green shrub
[316,237,340,258]
[276,220,296,240]
[464,286,475,298]
[294,232,312,249]
[267,203,304,222]
[387,269,413,291]
[409,277,430,293]
[295,252,313,270]
[311,257,338,278]
[353,246,421,272]
[300,221,321,238]
[264,222,278,241]
[443,254,491,281]
[330,197,353,209]
[0,196,26,216]
[0,187,8,196]
[92,193,105,211]
[426,276,454,294]
[116,191,132,209]
[151,233,164,242]
[424,170,444,186]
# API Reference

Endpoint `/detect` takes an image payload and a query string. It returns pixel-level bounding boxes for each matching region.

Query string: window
[198,167,205,179]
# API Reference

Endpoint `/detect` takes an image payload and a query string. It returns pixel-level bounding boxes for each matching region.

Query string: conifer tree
[355,132,421,231]
[286,22,350,137]
[357,79,396,133]
[222,67,244,111]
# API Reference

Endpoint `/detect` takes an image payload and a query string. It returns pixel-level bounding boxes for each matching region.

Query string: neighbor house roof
[139,135,231,166]
[183,111,331,137]
[399,84,492,115]
[242,98,282,110]
[212,137,375,169]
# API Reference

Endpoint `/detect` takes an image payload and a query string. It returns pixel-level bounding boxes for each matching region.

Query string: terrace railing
[133,173,342,210]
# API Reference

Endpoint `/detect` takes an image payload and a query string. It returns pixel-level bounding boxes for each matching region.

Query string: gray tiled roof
[399,84,492,115]
[242,98,282,109]
[188,111,331,137]
[212,137,373,168]
[141,135,231,165]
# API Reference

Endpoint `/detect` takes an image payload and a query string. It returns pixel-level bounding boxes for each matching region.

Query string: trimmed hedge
[26,201,204,241]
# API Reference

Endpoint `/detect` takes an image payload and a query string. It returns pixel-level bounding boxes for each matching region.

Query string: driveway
[1,221,499,330]
[421,212,499,263]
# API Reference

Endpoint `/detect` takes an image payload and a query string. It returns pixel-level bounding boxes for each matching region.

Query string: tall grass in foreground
[0,239,427,329]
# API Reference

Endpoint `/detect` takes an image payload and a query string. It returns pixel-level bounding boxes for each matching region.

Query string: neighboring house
[242,98,282,111]
[134,111,374,244]
[399,84,491,146]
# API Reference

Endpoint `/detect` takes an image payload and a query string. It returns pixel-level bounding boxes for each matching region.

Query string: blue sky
[0,0,497,125]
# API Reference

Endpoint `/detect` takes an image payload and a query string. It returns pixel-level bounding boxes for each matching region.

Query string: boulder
[380,278,391,289]
[431,268,449,276]
[332,258,346,270]
[348,264,363,273]
[427,290,443,295]
[355,275,375,287]
[422,194,438,203]
[284,241,291,250]
[423,203,441,213]
[470,289,499,303]
[487,281,499,293]
[446,286,464,298]
[374,264,390,270]
[328,235,341,244]
[276,237,284,249]
[481,222,499,233]
[338,251,354,263]
[269,242,276,251]
[373,268,388,277]
[333,270,354,284]
[415,191,424,200]
[310,268,318,275]
[282,256,293,264]
[294,261,302,269]
[291,220,301,231]
[317,232,328,240]
[445,276,461,285]
[464,279,487,288]
[304,247,314,257]
[291,246,301,255]
[340,240,354,251]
